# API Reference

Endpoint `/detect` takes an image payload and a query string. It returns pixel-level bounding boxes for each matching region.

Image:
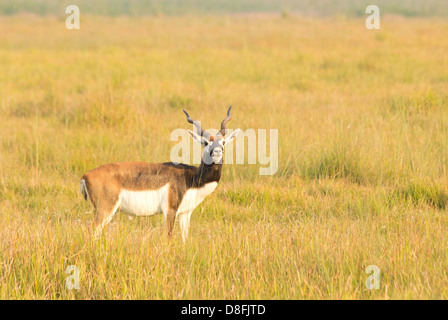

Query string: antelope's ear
[187,130,209,146]
[224,128,241,145]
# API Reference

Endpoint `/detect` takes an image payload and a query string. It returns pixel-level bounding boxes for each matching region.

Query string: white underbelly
[119,184,169,216]
[117,182,218,217]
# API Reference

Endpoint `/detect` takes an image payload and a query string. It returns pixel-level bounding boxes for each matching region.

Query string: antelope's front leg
[178,211,192,243]
[165,208,177,238]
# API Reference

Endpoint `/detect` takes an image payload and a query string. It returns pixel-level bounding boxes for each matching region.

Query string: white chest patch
[177,182,218,215]
[119,184,170,216]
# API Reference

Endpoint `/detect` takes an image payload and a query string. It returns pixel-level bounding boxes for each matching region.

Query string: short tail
[80,178,89,201]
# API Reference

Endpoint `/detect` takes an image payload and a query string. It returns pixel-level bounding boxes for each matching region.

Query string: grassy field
[0,13,448,299]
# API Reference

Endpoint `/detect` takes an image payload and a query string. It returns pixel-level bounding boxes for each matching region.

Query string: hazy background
[1,0,447,17]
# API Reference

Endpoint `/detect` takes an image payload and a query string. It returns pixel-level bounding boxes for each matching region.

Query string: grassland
[0,13,448,299]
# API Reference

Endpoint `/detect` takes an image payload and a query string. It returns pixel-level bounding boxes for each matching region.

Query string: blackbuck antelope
[80,106,241,242]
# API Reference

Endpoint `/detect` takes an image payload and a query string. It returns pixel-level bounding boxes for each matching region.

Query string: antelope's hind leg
[93,197,121,240]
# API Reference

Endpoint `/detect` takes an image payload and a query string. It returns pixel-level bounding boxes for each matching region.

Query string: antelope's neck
[193,162,222,188]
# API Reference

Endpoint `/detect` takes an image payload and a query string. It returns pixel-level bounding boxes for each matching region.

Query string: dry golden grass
[0,14,447,299]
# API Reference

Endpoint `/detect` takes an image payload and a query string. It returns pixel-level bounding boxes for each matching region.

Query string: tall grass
[0,14,448,299]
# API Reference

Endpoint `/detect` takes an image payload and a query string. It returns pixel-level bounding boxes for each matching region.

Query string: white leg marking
[178,211,192,243]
